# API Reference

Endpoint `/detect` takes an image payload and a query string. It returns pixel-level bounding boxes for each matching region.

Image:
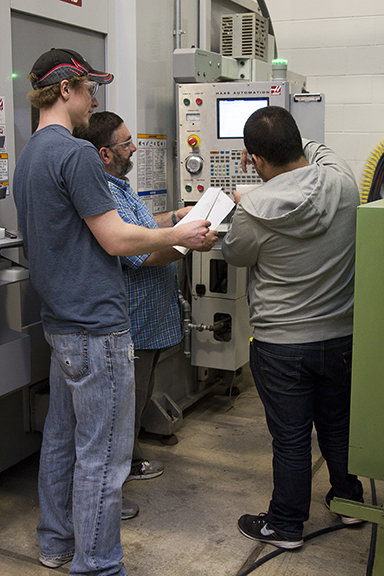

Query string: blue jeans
[38,329,135,576]
[250,336,363,539]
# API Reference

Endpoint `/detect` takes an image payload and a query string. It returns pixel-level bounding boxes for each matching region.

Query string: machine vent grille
[221,16,234,56]
[241,14,254,57]
[220,13,268,61]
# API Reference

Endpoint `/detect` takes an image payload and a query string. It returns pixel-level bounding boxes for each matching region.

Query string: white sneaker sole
[39,554,74,568]
[238,525,304,549]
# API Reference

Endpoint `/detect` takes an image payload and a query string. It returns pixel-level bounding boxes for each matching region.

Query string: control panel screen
[217,97,269,139]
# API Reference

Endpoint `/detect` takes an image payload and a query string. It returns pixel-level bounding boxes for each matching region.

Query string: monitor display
[217,97,269,139]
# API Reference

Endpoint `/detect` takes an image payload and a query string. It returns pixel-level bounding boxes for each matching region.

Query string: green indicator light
[12,73,19,79]
[185,185,192,192]
[183,98,190,106]
[272,59,288,65]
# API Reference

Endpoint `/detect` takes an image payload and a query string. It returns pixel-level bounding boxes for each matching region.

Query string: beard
[113,151,133,179]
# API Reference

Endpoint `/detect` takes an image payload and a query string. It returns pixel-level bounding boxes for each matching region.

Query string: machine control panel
[177,81,290,202]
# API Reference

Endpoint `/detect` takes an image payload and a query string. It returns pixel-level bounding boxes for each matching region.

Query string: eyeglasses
[107,137,134,151]
[84,81,99,99]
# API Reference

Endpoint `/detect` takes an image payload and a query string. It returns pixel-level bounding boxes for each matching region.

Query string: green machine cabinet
[331,199,384,575]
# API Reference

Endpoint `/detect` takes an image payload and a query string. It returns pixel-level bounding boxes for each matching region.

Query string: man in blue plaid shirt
[75,112,217,508]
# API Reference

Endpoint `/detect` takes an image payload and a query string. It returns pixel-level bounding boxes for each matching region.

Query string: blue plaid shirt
[107,174,183,349]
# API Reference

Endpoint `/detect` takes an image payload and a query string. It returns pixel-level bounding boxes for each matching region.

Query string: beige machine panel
[177,81,290,202]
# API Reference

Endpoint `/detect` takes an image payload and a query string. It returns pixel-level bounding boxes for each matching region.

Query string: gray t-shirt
[13,124,129,334]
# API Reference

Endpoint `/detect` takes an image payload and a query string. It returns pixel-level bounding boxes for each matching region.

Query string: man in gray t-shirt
[13,48,210,576]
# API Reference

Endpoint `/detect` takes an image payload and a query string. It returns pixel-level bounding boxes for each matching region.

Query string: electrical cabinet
[331,199,384,576]
[349,200,384,480]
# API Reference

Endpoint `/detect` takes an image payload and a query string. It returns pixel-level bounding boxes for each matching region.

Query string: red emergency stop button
[187,134,200,148]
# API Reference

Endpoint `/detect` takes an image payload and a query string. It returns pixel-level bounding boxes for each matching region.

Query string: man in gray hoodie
[222,106,363,549]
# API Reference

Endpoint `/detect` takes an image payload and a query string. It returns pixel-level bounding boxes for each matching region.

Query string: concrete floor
[0,363,381,576]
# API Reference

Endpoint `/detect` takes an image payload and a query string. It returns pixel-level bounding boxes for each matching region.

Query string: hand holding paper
[173,187,235,254]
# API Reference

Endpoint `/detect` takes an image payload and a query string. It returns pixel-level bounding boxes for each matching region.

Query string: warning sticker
[0,153,9,193]
[0,97,5,124]
[60,0,82,6]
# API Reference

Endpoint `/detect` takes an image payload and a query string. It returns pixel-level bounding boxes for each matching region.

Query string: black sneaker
[126,460,164,481]
[325,492,364,526]
[121,497,139,520]
[238,513,304,549]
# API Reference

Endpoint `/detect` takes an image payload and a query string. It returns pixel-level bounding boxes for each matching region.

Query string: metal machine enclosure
[191,237,250,371]
[177,80,324,377]
[0,0,325,468]
[0,0,113,473]
[2,0,285,469]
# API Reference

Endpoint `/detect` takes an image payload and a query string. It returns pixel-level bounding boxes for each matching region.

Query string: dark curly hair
[73,111,124,150]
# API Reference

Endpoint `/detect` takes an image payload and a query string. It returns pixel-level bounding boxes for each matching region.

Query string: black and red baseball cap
[30,48,114,89]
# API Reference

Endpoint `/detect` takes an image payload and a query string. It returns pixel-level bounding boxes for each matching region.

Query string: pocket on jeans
[256,347,302,391]
[50,333,90,382]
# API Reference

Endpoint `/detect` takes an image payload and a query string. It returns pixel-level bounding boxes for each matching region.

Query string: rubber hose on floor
[237,523,347,576]
[238,478,380,576]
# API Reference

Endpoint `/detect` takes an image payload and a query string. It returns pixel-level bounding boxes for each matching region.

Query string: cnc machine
[0,0,324,470]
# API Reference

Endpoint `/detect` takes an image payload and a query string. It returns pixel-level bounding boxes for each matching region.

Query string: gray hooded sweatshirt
[222,139,360,344]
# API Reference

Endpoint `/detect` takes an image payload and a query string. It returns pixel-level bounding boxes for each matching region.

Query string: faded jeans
[38,329,135,576]
[250,336,363,538]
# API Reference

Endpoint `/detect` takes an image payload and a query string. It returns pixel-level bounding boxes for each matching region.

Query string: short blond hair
[27,74,88,109]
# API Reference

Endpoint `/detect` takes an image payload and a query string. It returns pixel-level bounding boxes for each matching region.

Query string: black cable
[366,478,378,576]
[237,523,347,576]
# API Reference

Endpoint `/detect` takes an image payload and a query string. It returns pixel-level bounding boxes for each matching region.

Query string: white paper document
[173,187,235,254]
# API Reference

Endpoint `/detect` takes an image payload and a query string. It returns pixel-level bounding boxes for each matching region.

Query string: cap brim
[88,71,114,85]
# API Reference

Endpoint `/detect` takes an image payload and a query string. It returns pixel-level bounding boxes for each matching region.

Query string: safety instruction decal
[0,154,8,183]
[137,134,167,214]
[0,125,5,152]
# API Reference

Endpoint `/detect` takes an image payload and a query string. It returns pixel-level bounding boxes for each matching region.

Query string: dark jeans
[250,336,363,538]
[132,349,161,464]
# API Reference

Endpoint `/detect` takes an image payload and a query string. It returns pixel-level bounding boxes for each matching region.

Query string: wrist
[172,225,182,245]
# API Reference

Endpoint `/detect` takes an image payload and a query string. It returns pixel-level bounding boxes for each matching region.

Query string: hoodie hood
[240,163,342,239]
